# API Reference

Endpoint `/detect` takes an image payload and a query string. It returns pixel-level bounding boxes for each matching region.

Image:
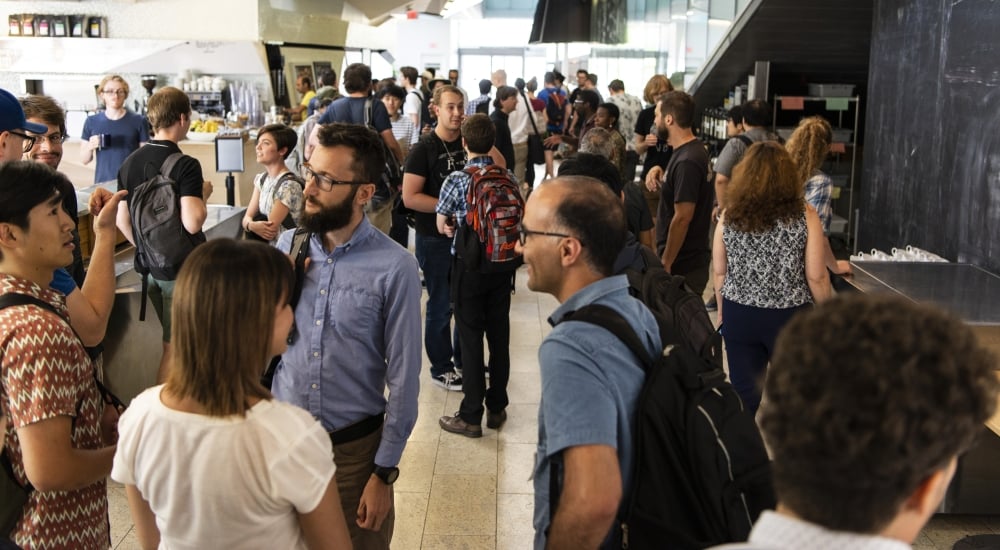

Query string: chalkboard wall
[861,0,1000,272]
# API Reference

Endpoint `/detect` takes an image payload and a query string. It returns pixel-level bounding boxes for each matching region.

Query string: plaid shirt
[466,94,491,115]
[804,171,833,233]
[436,156,503,255]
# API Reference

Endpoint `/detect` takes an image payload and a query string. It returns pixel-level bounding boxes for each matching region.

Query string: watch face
[376,466,399,484]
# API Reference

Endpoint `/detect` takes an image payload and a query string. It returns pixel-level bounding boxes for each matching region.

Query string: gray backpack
[128,153,206,319]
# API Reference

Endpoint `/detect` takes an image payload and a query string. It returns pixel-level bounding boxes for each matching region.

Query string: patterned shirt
[721,213,813,309]
[256,171,304,228]
[466,94,491,116]
[804,170,833,233]
[0,275,108,550]
[608,92,643,151]
[436,156,505,255]
[710,511,911,550]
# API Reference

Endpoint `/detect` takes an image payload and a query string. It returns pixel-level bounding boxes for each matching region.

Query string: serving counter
[839,261,1000,514]
[101,204,245,404]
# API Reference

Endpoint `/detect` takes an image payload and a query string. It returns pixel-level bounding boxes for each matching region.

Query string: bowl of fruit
[187,119,220,142]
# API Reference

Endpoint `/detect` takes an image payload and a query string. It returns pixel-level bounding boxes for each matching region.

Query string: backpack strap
[363,97,374,130]
[261,229,311,388]
[159,152,184,181]
[560,303,656,370]
[734,134,753,148]
[520,91,541,136]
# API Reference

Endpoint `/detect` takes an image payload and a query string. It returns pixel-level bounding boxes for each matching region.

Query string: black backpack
[555,304,775,549]
[545,90,566,127]
[626,246,723,368]
[129,153,206,319]
[363,98,402,206]
[408,90,434,130]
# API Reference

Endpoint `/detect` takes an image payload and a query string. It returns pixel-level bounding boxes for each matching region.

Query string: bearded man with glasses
[81,74,148,185]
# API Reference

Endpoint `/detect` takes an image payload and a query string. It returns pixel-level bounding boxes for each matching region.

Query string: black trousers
[451,258,514,425]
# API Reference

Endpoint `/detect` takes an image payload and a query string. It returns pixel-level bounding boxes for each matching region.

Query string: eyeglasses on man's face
[518,224,581,247]
[301,164,366,192]
[27,132,67,146]
[102,90,127,97]
[7,131,36,154]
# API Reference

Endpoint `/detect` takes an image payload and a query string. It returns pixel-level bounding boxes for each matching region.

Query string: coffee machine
[140,75,157,115]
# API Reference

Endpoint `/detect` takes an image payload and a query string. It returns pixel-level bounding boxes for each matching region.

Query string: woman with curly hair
[712,142,832,414]
[785,116,851,275]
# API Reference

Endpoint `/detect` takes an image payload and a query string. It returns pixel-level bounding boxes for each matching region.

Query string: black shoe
[439,413,483,438]
[486,409,507,430]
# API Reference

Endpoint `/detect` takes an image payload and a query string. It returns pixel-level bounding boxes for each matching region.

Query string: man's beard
[656,121,669,142]
[299,185,359,234]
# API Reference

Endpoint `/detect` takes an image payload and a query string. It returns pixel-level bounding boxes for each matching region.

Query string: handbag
[521,91,545,165]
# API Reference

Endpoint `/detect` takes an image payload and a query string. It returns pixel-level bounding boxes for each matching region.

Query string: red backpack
[457,164,524,273]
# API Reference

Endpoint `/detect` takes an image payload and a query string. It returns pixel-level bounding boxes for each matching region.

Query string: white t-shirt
[403,89,423,144]
[112,385,336,550]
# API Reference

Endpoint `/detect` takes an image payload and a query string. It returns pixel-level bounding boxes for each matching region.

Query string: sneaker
[432,372,463,391]
[705,295,718,312]
[439,413,483,438]
[486,409,507,430]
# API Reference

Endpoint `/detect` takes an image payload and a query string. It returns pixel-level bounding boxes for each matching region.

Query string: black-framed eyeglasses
[26,132,67,145]
[7,131,36,153]
[518,224,581,247]
[301,164,366,192]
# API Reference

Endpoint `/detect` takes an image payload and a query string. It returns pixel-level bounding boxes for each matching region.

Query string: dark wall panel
[862,0,1000,270]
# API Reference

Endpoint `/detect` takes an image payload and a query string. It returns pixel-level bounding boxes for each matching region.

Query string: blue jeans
[416,234,459,377]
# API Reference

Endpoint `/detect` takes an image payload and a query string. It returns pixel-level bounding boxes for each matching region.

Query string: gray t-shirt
[713,127,773,178]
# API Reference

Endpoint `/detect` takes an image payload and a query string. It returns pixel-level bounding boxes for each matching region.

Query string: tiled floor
[106,256,998,549]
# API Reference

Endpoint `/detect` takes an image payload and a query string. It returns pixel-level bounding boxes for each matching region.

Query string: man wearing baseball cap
[0,88,47,163]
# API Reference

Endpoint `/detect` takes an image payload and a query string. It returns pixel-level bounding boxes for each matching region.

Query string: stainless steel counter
[102,205,246,404]
[839,261,1000,514]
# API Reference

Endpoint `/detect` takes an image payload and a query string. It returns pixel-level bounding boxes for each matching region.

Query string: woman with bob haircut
[242,123,305,242]
[712,142,832,415]
[785,116,852,275]
[111,239,351,550]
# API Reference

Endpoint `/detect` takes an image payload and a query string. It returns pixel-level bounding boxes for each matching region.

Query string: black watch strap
[373,465,400,485]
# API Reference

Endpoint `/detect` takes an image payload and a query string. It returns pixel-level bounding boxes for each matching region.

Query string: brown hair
[98,74,129,97]
[764,294,998,533]
[785,116,833,185]
[432,84,464,106]
[257,124,298,160]
[461,113,495,154]
[19,95,66,135]
[725,142,804,233]
[643,74,673,105]
[166,239,293,416]
[657,91,695,130]
[146,87,191,131]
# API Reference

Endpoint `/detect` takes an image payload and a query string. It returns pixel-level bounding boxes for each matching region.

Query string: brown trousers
[332,425,395,550]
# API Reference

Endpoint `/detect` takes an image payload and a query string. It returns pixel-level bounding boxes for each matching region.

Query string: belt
[329,413,384,445]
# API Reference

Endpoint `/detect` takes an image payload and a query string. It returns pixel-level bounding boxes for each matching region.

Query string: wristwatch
[373,465,400,485]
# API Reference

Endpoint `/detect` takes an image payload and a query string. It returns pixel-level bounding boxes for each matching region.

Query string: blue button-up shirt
[272,217,422,468]
[533,275,661,549]
[435,155,507,255]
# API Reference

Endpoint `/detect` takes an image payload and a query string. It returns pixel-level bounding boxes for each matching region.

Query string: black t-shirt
[655,138,711,273]
[635,106,672,182]
[404,132,466,236]
[624,183,654,236]
[490,110,515,171]
[118,140,205,200]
